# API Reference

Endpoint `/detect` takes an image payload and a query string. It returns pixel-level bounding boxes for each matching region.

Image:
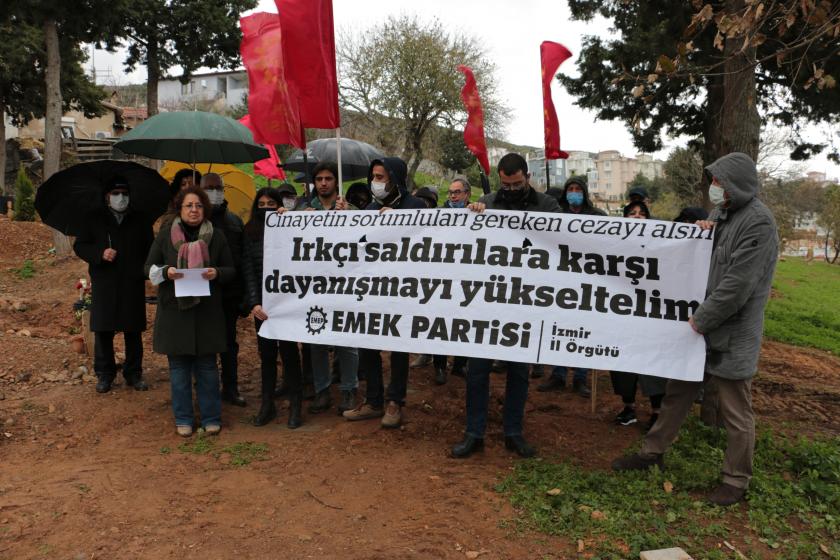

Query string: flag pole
[336,127,343,198]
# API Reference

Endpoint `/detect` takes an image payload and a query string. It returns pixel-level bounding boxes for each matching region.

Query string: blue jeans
[551,366,588,383]
[466,358,529,438]
[311,345,359,393]
[168,354,222,428]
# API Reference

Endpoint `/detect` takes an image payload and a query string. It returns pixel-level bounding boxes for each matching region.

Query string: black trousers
[610,371,664,409]
[360,350,409,408]
[255,319,302,397]
[219,300,240,393]
[433,355,468,370]
[94,331,143,380]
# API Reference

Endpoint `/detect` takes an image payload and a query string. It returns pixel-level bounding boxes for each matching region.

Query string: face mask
[566,192,584,206]
[282,197,297,210]
[109,193,129,212]
[499,186,528,204]
[371,181,389,199]
[709,184,726,206]
[449,200,466,209]
[206,189,225,206]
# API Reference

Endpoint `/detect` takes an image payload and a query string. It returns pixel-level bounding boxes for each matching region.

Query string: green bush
[13,168,35,222]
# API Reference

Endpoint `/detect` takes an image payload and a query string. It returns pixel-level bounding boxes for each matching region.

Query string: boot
[252,397,277,426]
[287,393,302,429]
[308,389,332,414]
[451,435,484,458]
[338,389,357,415]
[95,375,113,394]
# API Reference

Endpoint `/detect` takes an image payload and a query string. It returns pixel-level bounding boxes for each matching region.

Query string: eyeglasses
[448,190,466,196]
[182,203,204,209]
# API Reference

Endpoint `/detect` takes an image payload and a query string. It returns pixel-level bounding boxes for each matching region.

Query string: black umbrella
[283,138,384,181]
[35,160,170,236]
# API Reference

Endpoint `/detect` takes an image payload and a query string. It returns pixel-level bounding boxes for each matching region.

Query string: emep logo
[306,306,328,335]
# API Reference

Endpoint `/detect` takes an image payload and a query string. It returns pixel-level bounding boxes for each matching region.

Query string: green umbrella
[113,111,269,163]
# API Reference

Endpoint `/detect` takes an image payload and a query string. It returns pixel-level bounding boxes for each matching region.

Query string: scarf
[170,217,213,310]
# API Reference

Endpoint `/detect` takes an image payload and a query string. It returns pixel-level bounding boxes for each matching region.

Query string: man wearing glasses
[444,177,471,209]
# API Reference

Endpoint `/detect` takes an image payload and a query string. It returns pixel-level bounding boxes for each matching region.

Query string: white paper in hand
[174,268,211,297]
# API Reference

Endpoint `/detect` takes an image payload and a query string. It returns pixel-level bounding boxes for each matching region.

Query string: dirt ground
[1,218,839,559]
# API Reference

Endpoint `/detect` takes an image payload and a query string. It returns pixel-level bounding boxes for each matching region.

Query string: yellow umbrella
[159,162,256,222]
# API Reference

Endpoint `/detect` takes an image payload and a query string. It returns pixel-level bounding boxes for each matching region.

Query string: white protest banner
[259,209,713,381]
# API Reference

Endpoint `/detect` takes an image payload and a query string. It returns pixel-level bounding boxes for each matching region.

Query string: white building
[157,70,248,111]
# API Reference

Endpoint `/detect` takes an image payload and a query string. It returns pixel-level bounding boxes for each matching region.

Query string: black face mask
[499,186,528,204]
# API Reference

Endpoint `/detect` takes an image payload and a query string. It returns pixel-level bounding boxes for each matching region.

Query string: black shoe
[125,376,149,391]
[572,378,591,398]
[530,365,544,378]
[537,375,565,392]
[95,377,113,394]
[615,406,637,426]
[287,394,302,429]
[222,390,247,407]
[434,367,447,385]
[505,435,537,458]
[707,483,746,506]
[611,452,664,472]
[308,389,332,414]
[451,436,484,458]
[338,389,357,415]
[252,399,277,427]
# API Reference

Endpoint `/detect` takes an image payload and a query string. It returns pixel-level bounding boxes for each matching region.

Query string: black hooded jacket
[365,157,426,211]
[559,175,605,216]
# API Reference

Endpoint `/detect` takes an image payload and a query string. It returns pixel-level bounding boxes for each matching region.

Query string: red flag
[239,114,286,180]
[540,41,572,159]
[457,65,491,175]
[275,0,340,129]
[240,12,304,147]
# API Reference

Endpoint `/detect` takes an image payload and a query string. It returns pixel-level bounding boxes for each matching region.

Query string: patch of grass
[221,441,269,466]
[175,435,269,467]
[12,259,35,279]
[497,417,840,559]
[74,484,90,494]
[764,258,840,354]
[159,446,171,455]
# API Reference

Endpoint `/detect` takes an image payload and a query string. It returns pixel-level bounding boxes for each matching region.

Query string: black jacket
[73,209,154,333]
[477,186,561,212]
[241,232,264,312]
[559,175,606,216]
[209,201,244,302]
[365,157,427,210]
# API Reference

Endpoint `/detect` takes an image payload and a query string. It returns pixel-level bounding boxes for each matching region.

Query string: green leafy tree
[120,0,257,117]
[560,1,840,207]
[338,15,507,189]
[624,171,666,202]
[438,128,475,174]
[13,168,35,222]
[818,184,840,263]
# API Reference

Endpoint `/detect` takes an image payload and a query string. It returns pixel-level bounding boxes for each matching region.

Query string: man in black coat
[342,157,426,429]
[73,177,154,393]
[200,173,247,407]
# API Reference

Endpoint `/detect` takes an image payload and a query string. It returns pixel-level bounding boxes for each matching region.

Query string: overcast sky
[91,0,838,178]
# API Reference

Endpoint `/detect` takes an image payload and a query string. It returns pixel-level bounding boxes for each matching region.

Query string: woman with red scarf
[145,186,235,437]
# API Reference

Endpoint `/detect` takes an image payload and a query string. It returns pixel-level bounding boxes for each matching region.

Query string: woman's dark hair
[170,169,202,200]
[623,200,651,219]
[245,187,284,239]
[172,186,211,223]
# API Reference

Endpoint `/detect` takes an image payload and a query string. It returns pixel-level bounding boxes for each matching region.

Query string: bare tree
[337,16,507,188]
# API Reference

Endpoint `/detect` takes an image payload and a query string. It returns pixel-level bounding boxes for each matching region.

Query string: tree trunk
[43,19,72,256]
[0,110,6,195]
[700,0,761,211]
[146,40,160,117]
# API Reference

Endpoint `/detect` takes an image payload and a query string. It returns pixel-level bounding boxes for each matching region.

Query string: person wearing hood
[451,153,560,460]
[342,157,425,429]
[200,173,246,407]
[241,187,305,428]
[345,182,372,210]
[536,176,603,397]
[276,182,299,211]
[612,152,778,507]
[73,176,155,394]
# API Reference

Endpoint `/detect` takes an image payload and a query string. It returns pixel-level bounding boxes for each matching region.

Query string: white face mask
[709,184,726,206]
[206,189,225,206]
[282,197,297,210]
[371,181,389,199]
[109,193,129,212]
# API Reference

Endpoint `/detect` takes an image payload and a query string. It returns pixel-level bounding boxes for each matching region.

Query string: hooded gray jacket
[692,152,778,380]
